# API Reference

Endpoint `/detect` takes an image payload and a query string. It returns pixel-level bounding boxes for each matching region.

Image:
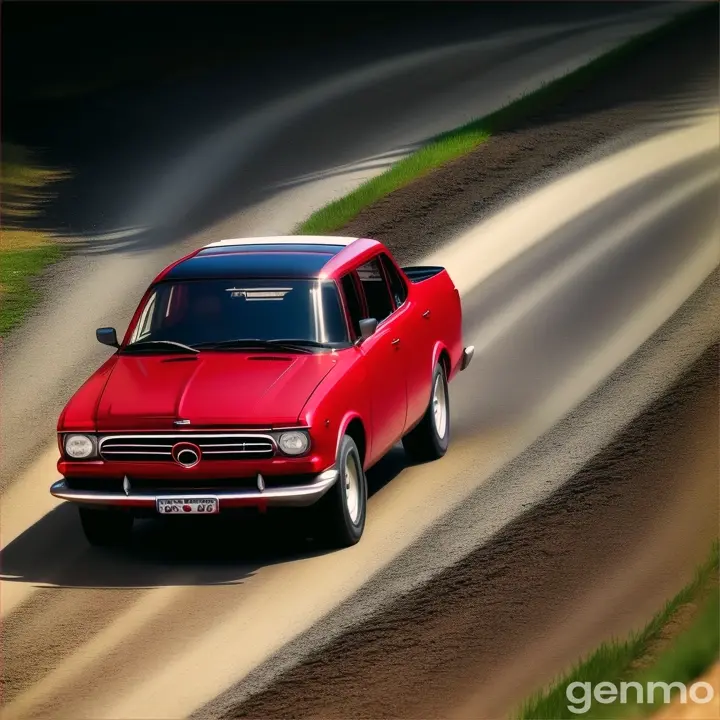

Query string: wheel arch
[431,341,451,379]
[337,413,367,468]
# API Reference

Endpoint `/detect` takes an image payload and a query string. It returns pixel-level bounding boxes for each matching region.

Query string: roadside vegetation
[515,539,719,719]
[0,143,69,337]
[297,3,710,235]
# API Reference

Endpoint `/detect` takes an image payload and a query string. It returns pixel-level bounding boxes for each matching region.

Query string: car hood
[87,352,337,431]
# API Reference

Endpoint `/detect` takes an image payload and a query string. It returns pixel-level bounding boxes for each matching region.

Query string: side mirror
[96,327,119,348]
[357,318,378,342]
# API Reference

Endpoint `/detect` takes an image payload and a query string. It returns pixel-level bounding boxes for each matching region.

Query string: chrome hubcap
[345,452,361,524]
[432,374,448,440]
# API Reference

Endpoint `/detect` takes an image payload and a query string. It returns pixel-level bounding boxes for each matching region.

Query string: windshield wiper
[122,340,200,354]
[271,339,333,348]
[192,338,322,353]
[268,338,332,348]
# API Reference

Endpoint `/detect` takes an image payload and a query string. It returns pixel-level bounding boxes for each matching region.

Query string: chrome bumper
[460,345,475,371]
[50,468,338,509]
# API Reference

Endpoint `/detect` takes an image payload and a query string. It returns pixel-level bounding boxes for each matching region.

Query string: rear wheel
[402,362,450,462]
[313,435,367,548]
[79,507,134,547]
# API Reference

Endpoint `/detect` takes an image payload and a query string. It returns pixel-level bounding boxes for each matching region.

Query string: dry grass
[0,143,69,336]
[2,143,69,219]
[0,228,54,251]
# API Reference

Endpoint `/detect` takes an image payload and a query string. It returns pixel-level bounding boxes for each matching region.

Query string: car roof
[203,235,358,248]
[161,235,363,282]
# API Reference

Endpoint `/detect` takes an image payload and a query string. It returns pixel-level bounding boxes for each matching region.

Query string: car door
[344,258,408,460]
[378,252,430,429]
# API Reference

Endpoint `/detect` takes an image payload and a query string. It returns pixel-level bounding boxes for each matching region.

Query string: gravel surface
[221,339,718,720]
[216,9,719,719]
[339,7,718,262]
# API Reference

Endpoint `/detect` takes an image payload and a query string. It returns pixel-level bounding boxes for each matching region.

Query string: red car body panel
[54,236,469,509]
[93,352,337,430]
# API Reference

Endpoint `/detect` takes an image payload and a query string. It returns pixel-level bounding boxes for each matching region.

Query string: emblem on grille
[123,475,131,496]
[171,442,201,468]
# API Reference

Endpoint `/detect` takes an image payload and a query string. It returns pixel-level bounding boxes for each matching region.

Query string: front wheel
[313,435,367,548]
[79,506,134,547]
[402,362,450,463]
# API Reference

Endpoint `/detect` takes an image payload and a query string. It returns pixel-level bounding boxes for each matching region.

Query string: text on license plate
[156,497,219,514]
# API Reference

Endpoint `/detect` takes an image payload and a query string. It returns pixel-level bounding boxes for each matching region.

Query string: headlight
[64,434,96,459]
[277,431,310,456]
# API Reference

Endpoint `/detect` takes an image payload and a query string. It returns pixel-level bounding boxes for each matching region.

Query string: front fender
[300,349,372,468]
[336,411,367,465]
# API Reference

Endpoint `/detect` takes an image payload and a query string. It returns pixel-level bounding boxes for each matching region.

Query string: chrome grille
[98,434,275,462]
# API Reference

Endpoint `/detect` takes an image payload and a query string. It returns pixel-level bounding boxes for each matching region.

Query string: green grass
[0,143,69,337]
[0,244,64,335]
[515,539,719,719]
[297,3,713,236]
[621,590,719,717]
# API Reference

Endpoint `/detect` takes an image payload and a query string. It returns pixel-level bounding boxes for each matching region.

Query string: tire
[313,435,367,548]
[79,506,134,547]
[402,362,450,463]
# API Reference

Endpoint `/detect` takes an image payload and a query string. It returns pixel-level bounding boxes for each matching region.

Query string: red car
[52,236,474,548]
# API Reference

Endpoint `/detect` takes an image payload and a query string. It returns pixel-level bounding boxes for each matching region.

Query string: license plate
[156,497,219,515]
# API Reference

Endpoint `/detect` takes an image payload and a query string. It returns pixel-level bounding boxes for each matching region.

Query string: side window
[379,253,407,308]
[357,257,393,322]
[340,273,363,338]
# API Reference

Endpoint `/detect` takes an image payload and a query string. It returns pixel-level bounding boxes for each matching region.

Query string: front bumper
[50,467,338,510]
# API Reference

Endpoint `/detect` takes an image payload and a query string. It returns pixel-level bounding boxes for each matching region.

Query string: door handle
[422,309,431,319]
[391,338,401,346]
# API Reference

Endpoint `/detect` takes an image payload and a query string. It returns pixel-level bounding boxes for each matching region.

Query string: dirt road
[1,6,718,720]
[214,337,718,719]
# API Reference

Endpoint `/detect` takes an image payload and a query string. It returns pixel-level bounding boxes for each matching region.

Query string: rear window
[357,258,393,322]
[379,253,407,308]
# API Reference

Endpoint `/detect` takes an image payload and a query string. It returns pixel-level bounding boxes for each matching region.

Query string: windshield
[126,278,350,349]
